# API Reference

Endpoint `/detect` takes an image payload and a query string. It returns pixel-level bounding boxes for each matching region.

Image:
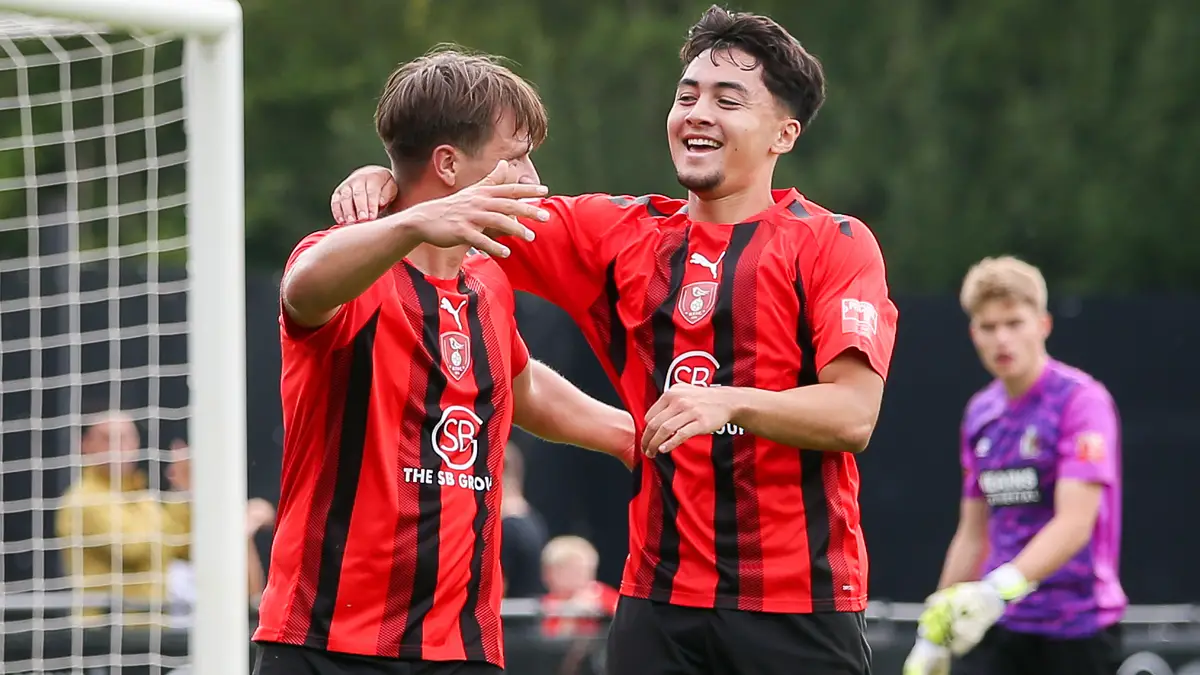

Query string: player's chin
[675,169,723,194]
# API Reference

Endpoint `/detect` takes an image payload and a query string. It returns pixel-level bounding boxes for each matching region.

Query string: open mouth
[683,138,723,153]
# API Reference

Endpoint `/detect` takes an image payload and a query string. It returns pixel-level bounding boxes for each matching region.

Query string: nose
[513,156,540,185]
[684,94,717,127]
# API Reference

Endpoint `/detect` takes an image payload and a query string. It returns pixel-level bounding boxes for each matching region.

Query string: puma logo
[439,297,467,331]
[688,251,725,280]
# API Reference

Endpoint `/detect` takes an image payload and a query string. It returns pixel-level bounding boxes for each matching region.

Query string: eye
[718,98,741,108]
[675,93,697,104]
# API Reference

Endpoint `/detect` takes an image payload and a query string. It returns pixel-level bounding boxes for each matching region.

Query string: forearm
[247,537,265,598]
[1009,515,1093,584]
[282,215,423,325]
[515,363,635,465]
[937,534,988,589]
[728,384,877,452]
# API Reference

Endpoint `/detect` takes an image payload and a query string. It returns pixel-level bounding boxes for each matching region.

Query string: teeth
[686,138,720,149]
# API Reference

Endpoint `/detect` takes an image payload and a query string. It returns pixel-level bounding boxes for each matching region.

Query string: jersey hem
[618,585,868,614]
[996,610,1125,639]
[251,629,504,669]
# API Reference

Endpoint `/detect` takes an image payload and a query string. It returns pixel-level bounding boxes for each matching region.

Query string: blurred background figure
[502,442,548,598]
[539,535,619,638]
[163,439,276,622]
[55,412,191,621]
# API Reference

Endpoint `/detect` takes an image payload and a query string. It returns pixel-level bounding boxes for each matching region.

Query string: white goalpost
[0,1,245,673]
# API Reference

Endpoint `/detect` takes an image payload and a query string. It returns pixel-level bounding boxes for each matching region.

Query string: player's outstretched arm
[283,161,547,327]
[512,360,636,468]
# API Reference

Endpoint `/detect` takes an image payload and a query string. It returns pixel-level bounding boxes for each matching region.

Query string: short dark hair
[680,6,826,131]
[375,45,549,180]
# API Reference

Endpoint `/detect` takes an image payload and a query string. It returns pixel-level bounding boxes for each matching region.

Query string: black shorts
[252,642,503,675]
[954,624,1123,675]
[604,596,872,675]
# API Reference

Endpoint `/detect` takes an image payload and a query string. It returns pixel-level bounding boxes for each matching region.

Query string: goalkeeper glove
[922,563,1034,656]
[902,638,951,675]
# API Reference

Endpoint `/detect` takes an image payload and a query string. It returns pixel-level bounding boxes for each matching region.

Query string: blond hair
[541,535,599,571]
[960,256,1048,315]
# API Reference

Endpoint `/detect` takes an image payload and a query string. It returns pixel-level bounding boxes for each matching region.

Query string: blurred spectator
[55,412,190,619]
[502,441,548,598]
[163,439,275,620]
[539,535,619,638]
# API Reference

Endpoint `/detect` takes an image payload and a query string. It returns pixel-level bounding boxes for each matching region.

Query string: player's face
[543,559,591,596]
[455,111,539,189]
[969,299,1051,382]
[667,47,800,198]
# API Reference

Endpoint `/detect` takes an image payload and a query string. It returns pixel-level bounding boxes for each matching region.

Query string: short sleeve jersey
[254,229,529,667]
[496,189,898,613]
[961,359,1126,637]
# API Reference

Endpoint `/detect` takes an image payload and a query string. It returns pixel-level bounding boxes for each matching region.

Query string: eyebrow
[678,77,750,95]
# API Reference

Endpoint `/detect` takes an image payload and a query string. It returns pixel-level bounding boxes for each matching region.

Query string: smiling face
[667,47,801,198]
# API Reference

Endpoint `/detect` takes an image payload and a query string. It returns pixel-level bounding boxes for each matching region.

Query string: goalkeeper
[904,257,1126,675]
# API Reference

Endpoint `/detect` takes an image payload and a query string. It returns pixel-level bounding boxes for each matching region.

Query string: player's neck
[396,187,468,280]
[687,183,775,224]
[1002,353,1050,400]
[405,243,467,280]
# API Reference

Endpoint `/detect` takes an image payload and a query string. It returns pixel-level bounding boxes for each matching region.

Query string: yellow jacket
[56,466,191,618]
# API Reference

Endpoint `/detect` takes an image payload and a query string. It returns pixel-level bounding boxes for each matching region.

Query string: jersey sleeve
[805,216,899,378]
[497,194,634,319]
[1055,383,1120,486]
[960,418,983,499]
[279,229,385,350]
[511,323,531,377]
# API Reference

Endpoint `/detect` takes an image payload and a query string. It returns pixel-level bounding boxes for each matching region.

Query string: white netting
[0,11,192,675]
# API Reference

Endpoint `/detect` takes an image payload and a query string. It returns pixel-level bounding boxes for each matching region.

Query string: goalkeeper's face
[969,299,1051,384]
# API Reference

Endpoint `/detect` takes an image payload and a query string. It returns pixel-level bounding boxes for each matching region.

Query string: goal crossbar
[0,0,241,38]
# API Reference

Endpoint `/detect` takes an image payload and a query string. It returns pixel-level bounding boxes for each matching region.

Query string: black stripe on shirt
[710,222,760,606]
[307,307,381,644]
[399,267,450,656]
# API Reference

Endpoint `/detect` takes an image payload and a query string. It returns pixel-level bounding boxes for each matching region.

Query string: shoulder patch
[787,200,812,218]
[607,194,669,218]
[833,214,853,238]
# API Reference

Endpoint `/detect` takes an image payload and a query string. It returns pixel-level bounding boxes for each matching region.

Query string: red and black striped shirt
[254,230,528,666]
[499,189,898,613]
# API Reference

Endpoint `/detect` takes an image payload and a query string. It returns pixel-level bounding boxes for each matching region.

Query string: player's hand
[401,160,548,259]
[928,563,1034,655]
[641,384,737,458]
[902,638,951,675]
[245,498,277,537]
[332,165,398,224]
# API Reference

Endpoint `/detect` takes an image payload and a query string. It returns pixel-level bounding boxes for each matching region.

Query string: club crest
[677,282,718,325]
[440,331,471,380]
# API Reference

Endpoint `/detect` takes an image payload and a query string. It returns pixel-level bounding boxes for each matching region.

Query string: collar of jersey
[678,188,803,226]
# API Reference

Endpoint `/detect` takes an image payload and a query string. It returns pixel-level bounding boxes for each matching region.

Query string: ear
[770,118,802,155]
[430,144,460,188]
[1040,311,1053,339]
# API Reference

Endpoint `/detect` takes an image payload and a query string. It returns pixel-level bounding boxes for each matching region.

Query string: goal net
[0,3,245,674]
